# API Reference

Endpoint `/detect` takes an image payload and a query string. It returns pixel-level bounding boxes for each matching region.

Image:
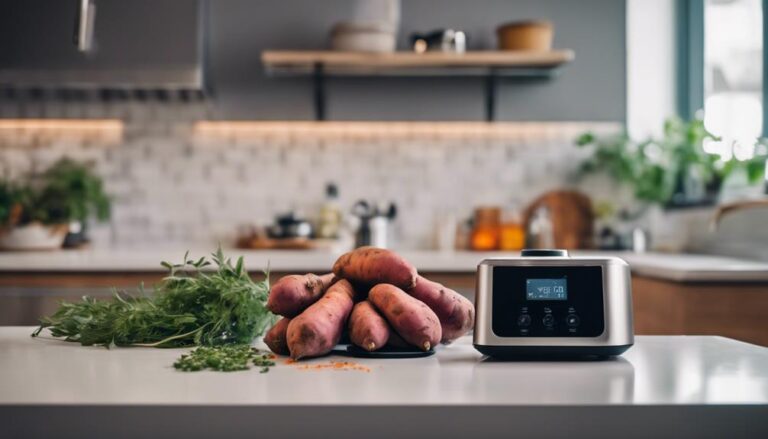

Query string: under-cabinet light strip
[0,119,123,131]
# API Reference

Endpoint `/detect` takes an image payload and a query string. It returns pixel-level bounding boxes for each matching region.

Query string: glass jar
[470,207,501,251]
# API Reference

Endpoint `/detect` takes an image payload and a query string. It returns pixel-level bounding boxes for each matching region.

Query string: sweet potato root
[408,275,475,343]
[267,273,335,318]
[286,279,356,360]
[349,300,390,352]
[369,284,441,351]
[332,247,417,290]
[263,317,291,356]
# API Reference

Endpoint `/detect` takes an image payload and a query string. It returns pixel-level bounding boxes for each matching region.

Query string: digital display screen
[526,278,568,300]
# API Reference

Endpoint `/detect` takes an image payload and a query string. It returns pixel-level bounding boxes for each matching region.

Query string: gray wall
[207,0,627,121]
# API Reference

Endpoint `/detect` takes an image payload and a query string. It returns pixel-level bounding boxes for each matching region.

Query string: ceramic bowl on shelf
[496,20,554,51]
[330,21,396,52]
[0,223,69,251]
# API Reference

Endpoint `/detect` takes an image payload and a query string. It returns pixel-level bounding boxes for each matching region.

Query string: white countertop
[0,327,766,406]
[2,327,766,438]
[1,248,768,282]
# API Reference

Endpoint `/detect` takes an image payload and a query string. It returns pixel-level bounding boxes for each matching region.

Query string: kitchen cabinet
[0,0,204,89]
[631,276,768,347]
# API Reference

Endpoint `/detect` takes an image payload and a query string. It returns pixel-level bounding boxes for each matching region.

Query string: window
[703,0,763,160]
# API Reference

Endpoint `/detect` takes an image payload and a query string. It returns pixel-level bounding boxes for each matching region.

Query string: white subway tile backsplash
[0,110,620,248]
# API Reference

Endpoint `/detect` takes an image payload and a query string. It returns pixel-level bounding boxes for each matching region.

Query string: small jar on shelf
[470,206,501,251]
[499,205,525,251]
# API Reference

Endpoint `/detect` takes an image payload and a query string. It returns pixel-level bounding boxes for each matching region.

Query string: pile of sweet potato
[263,246,476,360]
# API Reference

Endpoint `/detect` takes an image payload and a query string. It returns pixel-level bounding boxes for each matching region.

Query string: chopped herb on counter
[32,247,276,349]
[173,345,276,373]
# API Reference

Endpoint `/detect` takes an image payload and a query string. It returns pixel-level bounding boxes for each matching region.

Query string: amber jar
[499,207,525,251]
[471,207,501,251]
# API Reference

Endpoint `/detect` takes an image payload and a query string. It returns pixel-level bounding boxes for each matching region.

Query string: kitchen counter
[1,327,766,438]
[1,248,768,282]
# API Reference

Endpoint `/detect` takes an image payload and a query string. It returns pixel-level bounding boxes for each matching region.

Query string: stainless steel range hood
[0,0,205,91]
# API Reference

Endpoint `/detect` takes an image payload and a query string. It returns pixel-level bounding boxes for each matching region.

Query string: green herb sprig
[173,345,276,373]
[32,247,275,348]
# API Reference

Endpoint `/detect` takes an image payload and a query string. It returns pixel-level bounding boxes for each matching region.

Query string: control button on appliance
[516,314,531,327]
[566,314,580,327]
[542,314,555,327]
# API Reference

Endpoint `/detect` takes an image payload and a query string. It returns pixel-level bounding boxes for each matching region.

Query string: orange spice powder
[290,360,371,372]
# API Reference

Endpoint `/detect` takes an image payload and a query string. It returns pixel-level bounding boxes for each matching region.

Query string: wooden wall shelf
[260,50,575,121]
[262,50,574,74]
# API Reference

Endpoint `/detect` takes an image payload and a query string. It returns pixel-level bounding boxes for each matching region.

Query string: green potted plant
[0,158,111,250]
[38,158,111,248]
[576,116,767,209]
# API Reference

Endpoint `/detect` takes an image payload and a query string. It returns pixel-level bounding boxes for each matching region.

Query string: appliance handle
[75,0,95,52]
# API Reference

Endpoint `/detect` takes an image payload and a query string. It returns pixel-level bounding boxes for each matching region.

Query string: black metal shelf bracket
[312,62,326,121]
[296,63,560,122]
[484,69,498,122]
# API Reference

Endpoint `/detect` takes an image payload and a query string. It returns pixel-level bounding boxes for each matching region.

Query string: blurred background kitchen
[1,0,767,346]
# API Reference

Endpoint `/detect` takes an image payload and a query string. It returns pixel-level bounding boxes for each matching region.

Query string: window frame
[679,0,768,136]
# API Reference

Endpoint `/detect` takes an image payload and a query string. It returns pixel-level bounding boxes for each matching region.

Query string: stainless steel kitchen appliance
[351,200,397,249]
[473,249,634,358]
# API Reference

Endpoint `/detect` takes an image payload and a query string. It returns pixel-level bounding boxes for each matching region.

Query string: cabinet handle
[75,0,95,52]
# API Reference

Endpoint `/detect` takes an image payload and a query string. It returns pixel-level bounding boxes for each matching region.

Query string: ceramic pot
[0,223,69,251]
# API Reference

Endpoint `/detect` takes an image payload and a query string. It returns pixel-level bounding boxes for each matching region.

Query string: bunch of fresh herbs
[32,248,275,349]
[173,345,276,373]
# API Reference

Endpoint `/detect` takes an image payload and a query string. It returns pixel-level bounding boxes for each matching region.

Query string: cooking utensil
[268,213,313,239]
[410,29,467,53]
[352,200,397,248]
[473,248,634,359]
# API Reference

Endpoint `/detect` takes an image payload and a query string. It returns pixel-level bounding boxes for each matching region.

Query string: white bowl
[330,21,396,52]
[0,223,69,251]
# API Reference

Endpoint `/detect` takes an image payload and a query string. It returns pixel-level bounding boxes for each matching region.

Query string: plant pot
[665,171,722,210]
[0,223,69,251]
[63,220,91,249]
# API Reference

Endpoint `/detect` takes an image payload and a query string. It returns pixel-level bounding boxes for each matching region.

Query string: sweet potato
[263,317,291,356]
[286,279,356,360]
[267,273,335,318]
[408,275,475,343]
[349,300,390,352]
[332,246,417,290]
[369,284,441,351]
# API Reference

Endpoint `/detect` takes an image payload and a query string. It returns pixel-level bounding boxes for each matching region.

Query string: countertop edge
[1,404,766,439]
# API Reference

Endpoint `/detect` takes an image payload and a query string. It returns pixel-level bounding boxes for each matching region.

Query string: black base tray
[332,344,436,359]
[473,343,633,360]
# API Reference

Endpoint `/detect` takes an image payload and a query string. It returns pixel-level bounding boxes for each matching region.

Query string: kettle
[352,201,397,248]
